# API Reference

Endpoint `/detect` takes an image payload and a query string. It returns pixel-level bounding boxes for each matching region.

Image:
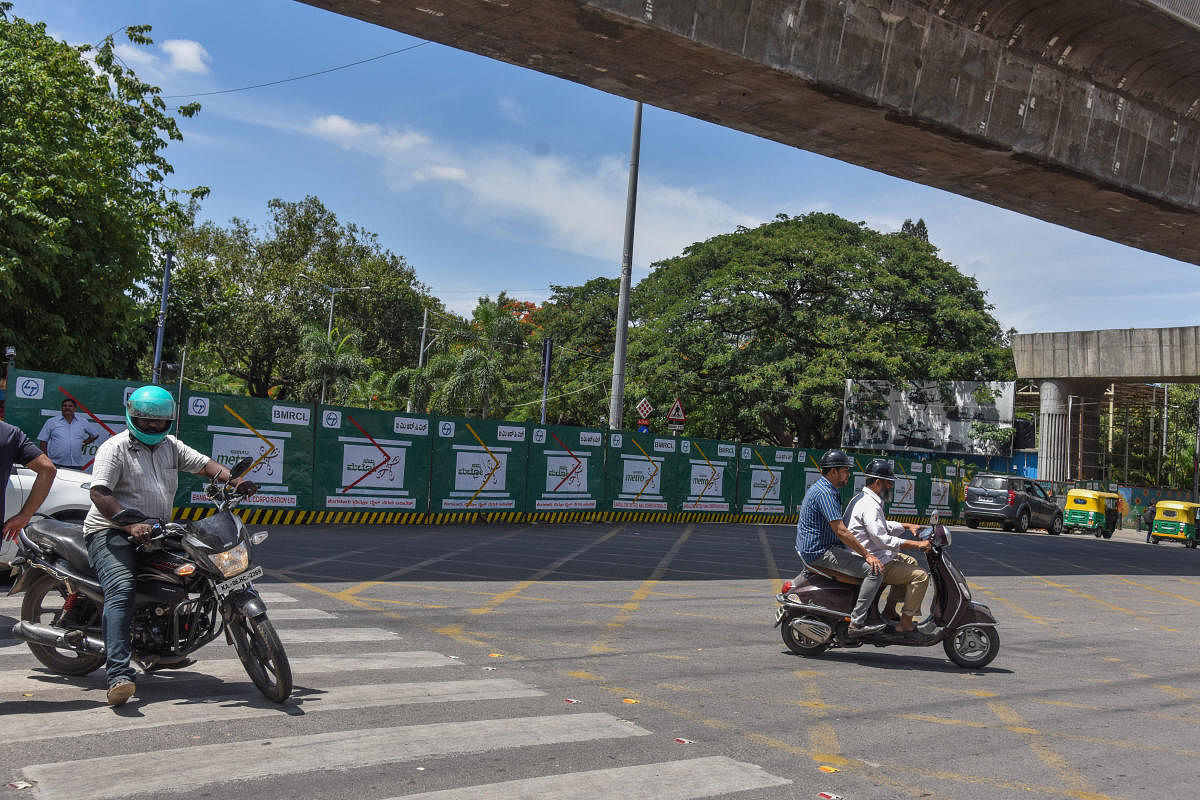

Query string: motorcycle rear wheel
[943,625,1000,669]
[230,614,292,702]
[781,616,829,656]
[20,573,106,675]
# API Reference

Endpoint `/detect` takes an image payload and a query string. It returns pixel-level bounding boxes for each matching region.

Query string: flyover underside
[304,0,1200,265]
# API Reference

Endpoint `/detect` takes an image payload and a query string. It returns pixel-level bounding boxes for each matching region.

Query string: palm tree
[294,325,368,405]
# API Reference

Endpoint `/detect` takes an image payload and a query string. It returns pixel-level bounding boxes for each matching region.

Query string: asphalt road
[3,520,1199,800]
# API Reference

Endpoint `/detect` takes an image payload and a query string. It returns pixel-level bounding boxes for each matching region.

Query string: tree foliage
[626,213,1014,446]
[0,5,205,376]
[164,196,436,398]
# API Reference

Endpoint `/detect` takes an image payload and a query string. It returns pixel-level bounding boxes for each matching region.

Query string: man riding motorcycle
[795,449,885,637]
[843,459,931,634]
[84,385,258,706]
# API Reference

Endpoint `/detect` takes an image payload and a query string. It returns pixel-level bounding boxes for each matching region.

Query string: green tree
[293,326,368,405]
[0,6,205,376]
[165,197,435,398]
[630,213,1013,445]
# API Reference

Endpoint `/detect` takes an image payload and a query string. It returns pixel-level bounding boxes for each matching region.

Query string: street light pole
[151,249,174,384]
[608,101,643,432]
[300,275,370,405]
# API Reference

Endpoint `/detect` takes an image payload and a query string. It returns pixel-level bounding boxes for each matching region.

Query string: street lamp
[300,274,371,404]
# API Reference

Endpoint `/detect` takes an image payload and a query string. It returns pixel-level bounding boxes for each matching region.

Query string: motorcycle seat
[804,565,863,586]
[26,518,93,574]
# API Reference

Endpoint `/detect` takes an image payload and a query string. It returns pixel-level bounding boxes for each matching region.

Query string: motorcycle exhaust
[789,617,833,644]
[10,621,105,654]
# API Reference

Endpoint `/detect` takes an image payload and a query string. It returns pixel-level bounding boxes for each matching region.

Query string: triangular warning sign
[666,397,686,422]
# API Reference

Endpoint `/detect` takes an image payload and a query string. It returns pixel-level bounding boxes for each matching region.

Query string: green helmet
[125,385,176,446]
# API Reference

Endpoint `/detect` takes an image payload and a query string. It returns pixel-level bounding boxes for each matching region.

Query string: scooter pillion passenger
[777,462,1000,668]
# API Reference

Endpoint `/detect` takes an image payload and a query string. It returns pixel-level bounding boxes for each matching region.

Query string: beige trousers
[881,552,929,617]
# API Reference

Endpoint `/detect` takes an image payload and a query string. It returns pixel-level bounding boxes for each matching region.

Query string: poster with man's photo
[841,380,1015,456]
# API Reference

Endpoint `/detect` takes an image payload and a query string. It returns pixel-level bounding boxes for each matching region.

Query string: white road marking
[1,679,544,741]
[0,650,459,693]
[22,713,652,800]
[255,591,298,603]
[275,626,398,643]
[389,757,792,799]
[259,606,334,620]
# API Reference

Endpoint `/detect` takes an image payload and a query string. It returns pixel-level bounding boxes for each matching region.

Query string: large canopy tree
[628,213,1014,446]
[0,5,204,376]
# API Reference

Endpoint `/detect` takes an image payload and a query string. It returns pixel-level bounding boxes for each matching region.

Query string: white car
[3,466,93,566]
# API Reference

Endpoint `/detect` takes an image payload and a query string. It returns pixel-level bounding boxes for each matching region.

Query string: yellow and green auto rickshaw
[1150,501,1200,548]
[1063,489,1122,539]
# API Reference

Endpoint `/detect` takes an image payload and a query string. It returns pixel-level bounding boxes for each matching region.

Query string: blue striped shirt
[796,476,846,560]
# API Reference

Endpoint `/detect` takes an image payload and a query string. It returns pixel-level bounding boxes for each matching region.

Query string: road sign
[636,397,653,419]
[637,425,650,433]
[637,417,650,426]
[667,398,686,422]
[667,422,685,431]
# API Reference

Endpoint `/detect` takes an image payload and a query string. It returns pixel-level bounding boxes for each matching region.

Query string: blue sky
[16,0,1200,333]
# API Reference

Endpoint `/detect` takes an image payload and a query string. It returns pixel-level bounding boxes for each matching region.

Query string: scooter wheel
[943,625,999,669]
[781,617,829,657]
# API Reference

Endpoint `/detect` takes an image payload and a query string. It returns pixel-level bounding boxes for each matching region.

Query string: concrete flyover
[1013,326,1200,481]
[303,0,1200,265]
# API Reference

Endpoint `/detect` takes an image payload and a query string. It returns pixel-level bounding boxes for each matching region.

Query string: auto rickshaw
[1150,501,1200,548]
[1063,489,1122,538]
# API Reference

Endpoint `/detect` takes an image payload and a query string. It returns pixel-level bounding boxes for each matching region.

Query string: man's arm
[88,485,155,543]
[831,519,884,573]
[197,459,257,494]
[3,453,57,537]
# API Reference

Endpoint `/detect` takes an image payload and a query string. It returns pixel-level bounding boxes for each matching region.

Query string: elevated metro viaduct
[303,0,1200,265]
[1013,326,1200,482]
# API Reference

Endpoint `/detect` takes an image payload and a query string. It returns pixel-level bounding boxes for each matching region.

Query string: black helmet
[863,458,895,482]
[819,449,853,471]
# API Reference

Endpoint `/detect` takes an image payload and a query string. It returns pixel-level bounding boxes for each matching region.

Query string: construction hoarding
[526,424,605,521]
[429,416,529,520]
[312,406,433,520]
[175,391,314,516]
[738,444,799,522]
[3,370,156,470]
[603,431,682,518]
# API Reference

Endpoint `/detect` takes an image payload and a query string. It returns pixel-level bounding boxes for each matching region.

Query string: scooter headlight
[209,543,250,577]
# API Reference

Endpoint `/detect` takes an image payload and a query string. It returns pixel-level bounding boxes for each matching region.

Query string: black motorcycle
[6,458,292,702]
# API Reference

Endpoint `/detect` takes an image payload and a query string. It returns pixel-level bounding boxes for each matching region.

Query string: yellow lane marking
[970,584,1056,627]
[987,701,1101,797]
[564,671,1126,800]
[589,524,693,654]
[1118,577,1200,606]
[339,528,526,597]
[1032,575,1178,632]
[466,524,627,615]
[795,672,848,766]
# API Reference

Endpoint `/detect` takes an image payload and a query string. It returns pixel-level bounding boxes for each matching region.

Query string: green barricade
[676,437,737,518]
[526,424,605,521]
[737,444,800,522]
[3,369,159,468]
[175,390,314,520]
[312,406,433,521]
[429,416,529,520]
[603,431,682,518]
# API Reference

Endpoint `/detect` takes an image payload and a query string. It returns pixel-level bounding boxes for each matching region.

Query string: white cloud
[413,165,469,182]
[113,43,159,70]
[161,39,211,74]
[310,115,429,155]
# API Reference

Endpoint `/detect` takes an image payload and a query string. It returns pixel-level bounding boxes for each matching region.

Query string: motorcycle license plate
[774,606,786,623]
[215,565,263,597]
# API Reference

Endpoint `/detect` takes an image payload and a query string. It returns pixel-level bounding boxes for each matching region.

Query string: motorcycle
[774,522,1000,669]
[5,457,292,702]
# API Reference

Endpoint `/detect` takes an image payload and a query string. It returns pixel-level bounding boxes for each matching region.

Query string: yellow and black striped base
[171,507,957,527]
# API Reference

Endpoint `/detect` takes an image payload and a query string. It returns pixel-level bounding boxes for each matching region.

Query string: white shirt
[37,414,102,467]
[84,431,211,534]
[842,485,908,563]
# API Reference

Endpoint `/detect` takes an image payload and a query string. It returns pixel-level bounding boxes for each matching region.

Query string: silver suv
[964,474,1063,534]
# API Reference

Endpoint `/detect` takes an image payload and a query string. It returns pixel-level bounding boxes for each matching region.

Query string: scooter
[773,523,1000,668]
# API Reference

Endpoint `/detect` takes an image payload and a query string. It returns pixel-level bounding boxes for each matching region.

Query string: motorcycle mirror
[111,509,147,526]
[228,457,254,480]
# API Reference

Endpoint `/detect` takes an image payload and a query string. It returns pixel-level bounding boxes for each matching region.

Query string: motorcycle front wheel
[230,614,292,702]
[943,625,1000,669]
[20,573,106,675]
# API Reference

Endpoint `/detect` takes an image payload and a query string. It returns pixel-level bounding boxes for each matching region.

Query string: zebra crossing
[0,584,791,799]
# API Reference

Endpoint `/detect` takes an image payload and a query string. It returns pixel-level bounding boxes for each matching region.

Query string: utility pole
[407,308,431,413]
[1194,390,1199,502]
[300,275,370,405]
[540,337,553,425]
[151,249,174,384]
[608,101,643,432]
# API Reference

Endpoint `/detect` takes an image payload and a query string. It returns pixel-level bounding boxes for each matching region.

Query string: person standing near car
[85,385,257,707]
[2,419,57,540]
[37,398,102,470]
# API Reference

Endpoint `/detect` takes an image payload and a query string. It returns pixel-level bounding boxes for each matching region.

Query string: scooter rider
[85,385,258,707]
[796,449,885,637]
[844,459,931,634]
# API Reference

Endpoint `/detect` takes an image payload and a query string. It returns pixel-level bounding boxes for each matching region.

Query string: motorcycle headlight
[209,543,250,577]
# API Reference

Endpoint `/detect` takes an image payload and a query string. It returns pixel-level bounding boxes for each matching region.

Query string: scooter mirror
[229,457,255,480]
[112,508,147,526]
